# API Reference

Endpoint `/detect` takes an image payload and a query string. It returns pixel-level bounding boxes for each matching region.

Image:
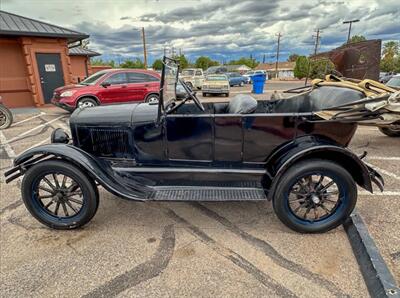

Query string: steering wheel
[166,79,205,114]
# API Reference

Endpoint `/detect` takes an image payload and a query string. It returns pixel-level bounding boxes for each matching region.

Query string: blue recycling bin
[252,74,266,94]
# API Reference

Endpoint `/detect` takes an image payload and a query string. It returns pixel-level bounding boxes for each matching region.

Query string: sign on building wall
[45,64,56,72]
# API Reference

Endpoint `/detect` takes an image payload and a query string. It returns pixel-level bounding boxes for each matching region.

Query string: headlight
[60,90,76,97]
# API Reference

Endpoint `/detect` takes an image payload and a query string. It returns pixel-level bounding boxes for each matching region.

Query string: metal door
[36,53,65,103]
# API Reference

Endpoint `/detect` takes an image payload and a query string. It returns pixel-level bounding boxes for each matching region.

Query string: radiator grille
[78,127,131,158]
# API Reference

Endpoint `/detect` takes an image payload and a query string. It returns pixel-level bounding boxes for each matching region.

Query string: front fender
[4,144,151,201]
[266,139,384,200]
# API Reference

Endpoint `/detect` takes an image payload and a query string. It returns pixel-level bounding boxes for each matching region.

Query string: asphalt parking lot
[0,85,399,297]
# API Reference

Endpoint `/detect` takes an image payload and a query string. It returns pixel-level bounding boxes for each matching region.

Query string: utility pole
[313,29,321,55]
[141,27,147,69]
[262,54,265,64]
[163,47,167,57]
[171,46,176,58]
[343,19,360,43]
[275,33,282,79]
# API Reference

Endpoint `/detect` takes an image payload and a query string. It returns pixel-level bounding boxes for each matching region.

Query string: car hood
[203,80,228,85]
[55,84,86,93]
[70,103,158,127]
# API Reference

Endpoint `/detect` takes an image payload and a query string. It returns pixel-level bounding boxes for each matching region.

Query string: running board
[148,187,267,201]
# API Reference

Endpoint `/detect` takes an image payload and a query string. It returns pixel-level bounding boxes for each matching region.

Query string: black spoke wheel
[273,159,357,233]
[22,160,99,229]
[0,104,13,129]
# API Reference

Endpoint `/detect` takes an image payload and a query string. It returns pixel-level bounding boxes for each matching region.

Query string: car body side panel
[166,114,213,162]
[214,115,242,162]
[242,115,297,163]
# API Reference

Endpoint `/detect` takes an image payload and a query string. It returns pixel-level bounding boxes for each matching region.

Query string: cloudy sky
[2,0,400,64]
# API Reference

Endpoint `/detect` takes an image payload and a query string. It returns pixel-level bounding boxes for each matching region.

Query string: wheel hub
[310,194,320,204]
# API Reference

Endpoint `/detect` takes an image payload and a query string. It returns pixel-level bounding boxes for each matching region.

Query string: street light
[343,19,360,43]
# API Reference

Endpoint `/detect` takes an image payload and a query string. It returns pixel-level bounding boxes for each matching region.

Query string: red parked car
[52,69,160,111]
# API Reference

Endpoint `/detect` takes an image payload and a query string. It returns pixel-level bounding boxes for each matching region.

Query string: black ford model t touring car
[5,57,385,233]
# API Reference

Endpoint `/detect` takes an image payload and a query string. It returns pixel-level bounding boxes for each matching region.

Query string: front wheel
[379,126,400,137]
[21,160,99,229]
[77,97,98,109]
[273,159,357,233]
[0,104,13,129]
[145,94,159,104]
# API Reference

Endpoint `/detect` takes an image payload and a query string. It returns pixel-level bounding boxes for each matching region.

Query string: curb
[344,210,400,297]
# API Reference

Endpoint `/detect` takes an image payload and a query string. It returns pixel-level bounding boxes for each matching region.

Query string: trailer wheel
[273,159,357,233]
[21,160,99,229]
[379,126,400,137]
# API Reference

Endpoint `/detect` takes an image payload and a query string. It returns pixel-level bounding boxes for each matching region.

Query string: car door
[126,72,149,102]
[165,105,213,163]
[97,72,129,104]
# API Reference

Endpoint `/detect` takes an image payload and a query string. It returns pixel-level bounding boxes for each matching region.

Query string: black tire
[273,159,357,233]
[0,104,13,129]
[379,127,400,137]
[145,94,159,103]
[225,93,230,97]
[202,93,207,97]
[77,97,98,109]
[21,160,99,229]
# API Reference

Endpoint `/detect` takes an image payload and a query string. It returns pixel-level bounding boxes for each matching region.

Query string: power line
[343,19,360,43]
[141,27,147,69]
[275,32,282,78]
[313,29,321,55]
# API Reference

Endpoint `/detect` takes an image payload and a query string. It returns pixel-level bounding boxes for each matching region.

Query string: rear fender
[266,140,384,201]
[4,144,151,200]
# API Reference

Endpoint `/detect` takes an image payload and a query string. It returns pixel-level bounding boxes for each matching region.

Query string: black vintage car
[5,57,384,233]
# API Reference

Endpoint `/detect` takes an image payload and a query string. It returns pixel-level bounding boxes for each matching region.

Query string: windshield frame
[159,56,180,120]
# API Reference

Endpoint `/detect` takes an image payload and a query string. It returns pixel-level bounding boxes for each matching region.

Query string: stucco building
[0,10,99,108]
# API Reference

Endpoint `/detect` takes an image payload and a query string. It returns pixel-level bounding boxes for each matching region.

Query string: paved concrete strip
[3,115,65,144]
[344,211,400,297]
[11,112,46,127]
[366,162,400,181]
[0,130,16,159]
[81,225,175,298]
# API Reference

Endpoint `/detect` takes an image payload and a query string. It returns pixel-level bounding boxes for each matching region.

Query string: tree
[309,59,335,79]
[380,41,400,72]
[293,56,309,79]
[120,58,145,69]
[287,53,299,62]
[177,54,189,69]
[195,56,219,70]
[152,59,163,70]
[346,35,366,45]
[91,58,115,67]
[229,57,258,69]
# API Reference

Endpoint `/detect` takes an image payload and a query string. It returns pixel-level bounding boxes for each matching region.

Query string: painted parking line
[0,131,16,159]
[368,156,400,161]
[2,115,66,145]
[11,112,46,127]
[366,162,400,181]
[359,190,400,196]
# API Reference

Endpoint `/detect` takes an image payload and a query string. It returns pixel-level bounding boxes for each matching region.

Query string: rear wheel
[145,94,159,104]
[273,159,357,233]
[0,105,13,129]
[225,93,229,97]
[21,160,99,229]
[379,126,400,137]
[202,93,207,97]
[77,97,98,109]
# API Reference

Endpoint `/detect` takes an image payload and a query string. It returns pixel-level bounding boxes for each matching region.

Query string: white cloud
[2,0,399,63]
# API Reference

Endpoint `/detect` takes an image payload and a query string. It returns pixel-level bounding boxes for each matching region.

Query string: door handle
[121,85,127,88]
